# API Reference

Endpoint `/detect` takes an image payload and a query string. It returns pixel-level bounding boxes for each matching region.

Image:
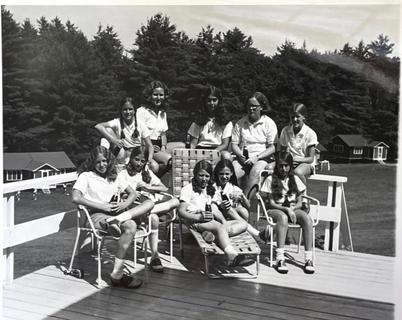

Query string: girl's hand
[238,154,247,164]
[286,208,297,224]
[108,202,121,214]
[113,139,124,148]
[202,211,213,222]
[220,200,231,211]
[245,156,258,166]
[153,145,161,152]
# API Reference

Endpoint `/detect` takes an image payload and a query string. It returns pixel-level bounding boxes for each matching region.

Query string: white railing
[2,172,78,285]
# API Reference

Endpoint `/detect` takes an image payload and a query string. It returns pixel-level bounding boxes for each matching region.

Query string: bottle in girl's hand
[221,191,230,202]
[203,200,213,222]
[110,188,121,203]
[185,134,191,149]
[243,146,249,159]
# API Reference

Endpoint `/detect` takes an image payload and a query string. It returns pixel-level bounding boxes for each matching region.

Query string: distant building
[329,135,389,161]
[3,152,76,182]
[315,143,328,162]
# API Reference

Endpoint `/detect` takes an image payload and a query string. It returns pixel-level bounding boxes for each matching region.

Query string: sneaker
[304,259,315,274]
[99,219,121,237]
[259,226,270,243]
[201,231,215,244]
[237,255,255,267]
[149,257,164,273]
[110,274,143,289]
[275,259,289,274]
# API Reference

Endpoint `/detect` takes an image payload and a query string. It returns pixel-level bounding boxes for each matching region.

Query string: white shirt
[215,182,244,207]
[180,183,218,212]
[188,120,233,148]
[232,115,278,158]
[107,118,150,148]
[120,168,161,190]
[260,175,305,205]
[73,171,128,204]
[136,106,168,140]
[280,124,318,161]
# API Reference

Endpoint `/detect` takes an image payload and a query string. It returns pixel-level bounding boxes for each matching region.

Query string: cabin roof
[4,152,75,171]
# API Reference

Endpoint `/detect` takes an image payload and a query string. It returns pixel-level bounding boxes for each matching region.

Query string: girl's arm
[143,136,154,163]
[95,122,122,147]
[231,142,245,163]
[267,195,296,223]
[178,202,204,223]
[161,132,167,152]
[115,185,137,212]
[215,137,230,152]
[72,189,112,213]
[240,193,251,210]
[245,143,275,166]
[211,203,227,224]
[293,145,315,164]
[189,135,198,149]
[141,182,168,193]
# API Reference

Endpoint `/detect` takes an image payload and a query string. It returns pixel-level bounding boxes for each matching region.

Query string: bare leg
[108,199,154,223]
[295,209,313,251]
[148,213,160,259]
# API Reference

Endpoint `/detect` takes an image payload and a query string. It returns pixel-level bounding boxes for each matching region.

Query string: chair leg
[313,227,316,263]
[204,255,210,276]
[67,227,81,271]
[256,255,260,276]
[179,219,184,258]
[297,229,302,254]
[169,220,173,263]
[269,226,274,268]
[134,238,137,268]
[144,237,148,269]
[96,238,104,286]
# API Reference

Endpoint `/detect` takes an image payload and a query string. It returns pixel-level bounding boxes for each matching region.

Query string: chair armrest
[77,205,104,240]
[256,192,275,225]
[301,195,320,225]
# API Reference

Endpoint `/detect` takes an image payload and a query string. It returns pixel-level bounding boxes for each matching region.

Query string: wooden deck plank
[3,238,395,320]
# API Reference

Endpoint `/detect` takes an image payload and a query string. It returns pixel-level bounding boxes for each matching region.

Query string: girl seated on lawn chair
[119,146,180,272]
[178,160,253,267]
[72,146,154,288]
[259,151,315,274]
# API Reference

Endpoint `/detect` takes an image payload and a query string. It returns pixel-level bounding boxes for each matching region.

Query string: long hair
[289,102,308,119]
[119,97,139,139]
[244,91,271,115]
[213,159,238,187]
[191,160,216,196]
[196,85,228,126]
[77,146,117,182]
[142,80,170,111]
[126,146,151,184]
[272,151,298,195]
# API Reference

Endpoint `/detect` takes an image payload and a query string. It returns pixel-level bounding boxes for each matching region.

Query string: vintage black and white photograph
[2,1,401,319]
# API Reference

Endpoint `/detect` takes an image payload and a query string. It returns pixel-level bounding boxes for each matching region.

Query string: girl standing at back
[260,151,315,274]
[137,81,172,177]
[178,160,253,267]
[187,85,232,159]
[95,97,154,172]
[279,103,318,185]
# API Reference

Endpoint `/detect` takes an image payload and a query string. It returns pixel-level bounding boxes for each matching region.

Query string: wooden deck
[3,234,395,320]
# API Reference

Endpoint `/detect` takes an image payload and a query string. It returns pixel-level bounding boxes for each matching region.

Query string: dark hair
[126,146,151,184]
[214,159,238,187]
[289,102,308,119]
[191,160,216,196]
[119,97,139,139]
[142,80,170,111]
[272,151,298,195]
[245,91,271,114]
[77,146,117,182]
[196,85,228,126]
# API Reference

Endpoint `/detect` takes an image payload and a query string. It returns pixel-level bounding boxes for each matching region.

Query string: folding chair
[137,190,177,263]
[172,148,261,278]
[66,205,152,287]
[255,170,320,267]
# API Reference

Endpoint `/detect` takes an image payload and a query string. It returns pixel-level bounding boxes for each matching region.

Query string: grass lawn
[10,162,396,279]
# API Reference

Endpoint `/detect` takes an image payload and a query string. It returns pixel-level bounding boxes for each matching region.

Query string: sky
[4,3,401,57]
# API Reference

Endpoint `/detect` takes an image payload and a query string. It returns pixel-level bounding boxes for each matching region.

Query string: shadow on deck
[3,233,395,320]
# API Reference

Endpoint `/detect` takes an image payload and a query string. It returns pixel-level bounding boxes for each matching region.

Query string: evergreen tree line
[2,7,399,164]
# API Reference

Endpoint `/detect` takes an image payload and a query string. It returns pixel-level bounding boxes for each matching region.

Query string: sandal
[110,274,143,289]
[100,219,121,237]
[149,257,164,273]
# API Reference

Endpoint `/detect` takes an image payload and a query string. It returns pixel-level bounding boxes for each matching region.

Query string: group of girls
[72,80,318,288]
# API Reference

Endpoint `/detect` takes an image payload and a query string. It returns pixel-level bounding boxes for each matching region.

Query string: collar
[144,106,165,118]
[243,114,265,127]
[290,123,308,137]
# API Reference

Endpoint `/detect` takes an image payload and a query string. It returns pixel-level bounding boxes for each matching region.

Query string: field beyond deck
[4,237,395,320]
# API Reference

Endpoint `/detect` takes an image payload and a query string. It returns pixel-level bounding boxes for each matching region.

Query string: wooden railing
[2,172,78,285]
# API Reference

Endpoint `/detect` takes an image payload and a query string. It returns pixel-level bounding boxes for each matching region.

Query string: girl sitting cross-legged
[259,151,315,274]
[72,146,154,288]
[119,146,180,272]
[178,160,254,267]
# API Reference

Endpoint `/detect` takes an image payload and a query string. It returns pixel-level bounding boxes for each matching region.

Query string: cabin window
[333,144,344,153]
[6,170,22,181]
[353,147,363,155]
